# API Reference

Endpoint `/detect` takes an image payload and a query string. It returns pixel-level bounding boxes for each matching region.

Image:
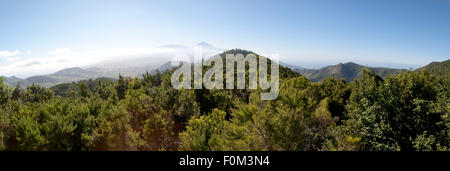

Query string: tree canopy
[0,55,448,151]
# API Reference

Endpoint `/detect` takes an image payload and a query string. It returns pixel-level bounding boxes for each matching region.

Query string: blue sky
[1,0,450,77]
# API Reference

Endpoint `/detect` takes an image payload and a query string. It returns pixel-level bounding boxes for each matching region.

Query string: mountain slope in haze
[417,59,450,80]
[2,42,222,87]
[25,67,103,87]
[295,62,406,82]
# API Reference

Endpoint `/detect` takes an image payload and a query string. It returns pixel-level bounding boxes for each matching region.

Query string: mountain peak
[295,62,405,82]
[7,76,20,79]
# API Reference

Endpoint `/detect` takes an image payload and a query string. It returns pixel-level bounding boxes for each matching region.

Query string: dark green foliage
[295,62,405,82]
[346,70,448,151]
[179,109,227,151]
[0,78,11,105]
[94,81,115,100]
[116,75,128,100]
[11,112,46,150]
[141,71,162,88]
[78,82,90,98]
[318,77,351,122]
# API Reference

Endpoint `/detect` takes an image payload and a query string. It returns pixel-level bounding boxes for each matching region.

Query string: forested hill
[417,59,450,80]
[0,76,30,88]
[294,62,406,82]
[213,49,300,79]
[48,49,299,97]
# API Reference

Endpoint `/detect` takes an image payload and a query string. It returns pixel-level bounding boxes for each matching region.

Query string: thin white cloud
[0,50,21,58]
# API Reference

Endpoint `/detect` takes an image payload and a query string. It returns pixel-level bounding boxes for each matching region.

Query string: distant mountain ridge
[294,62,406,82]
[1,44,448,87]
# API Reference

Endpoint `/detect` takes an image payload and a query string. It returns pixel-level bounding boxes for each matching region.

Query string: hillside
[294,62,405,82]
[417,59,450,80]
